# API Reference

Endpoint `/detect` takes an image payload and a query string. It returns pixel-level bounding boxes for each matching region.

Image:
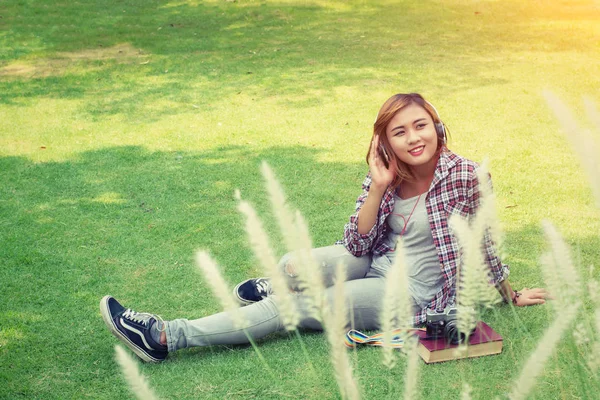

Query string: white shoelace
[255,279,272,296]
[122,309,166,332]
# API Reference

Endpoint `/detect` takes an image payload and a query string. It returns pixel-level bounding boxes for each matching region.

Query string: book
[414,321,503,364]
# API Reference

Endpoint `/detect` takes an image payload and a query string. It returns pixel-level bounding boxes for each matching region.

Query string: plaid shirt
[336,150,509,324]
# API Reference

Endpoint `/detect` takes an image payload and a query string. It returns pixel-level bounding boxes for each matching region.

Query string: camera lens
[444,320,466,345]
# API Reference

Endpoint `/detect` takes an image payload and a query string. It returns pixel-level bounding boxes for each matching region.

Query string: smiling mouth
[409,146,424,155]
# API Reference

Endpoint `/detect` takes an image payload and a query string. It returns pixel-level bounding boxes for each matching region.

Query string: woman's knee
[278,252,298,277]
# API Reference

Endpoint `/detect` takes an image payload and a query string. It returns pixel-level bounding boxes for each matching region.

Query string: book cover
[414,321,503,363]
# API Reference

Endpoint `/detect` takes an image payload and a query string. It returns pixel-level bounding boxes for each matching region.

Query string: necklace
[394,192,422,236]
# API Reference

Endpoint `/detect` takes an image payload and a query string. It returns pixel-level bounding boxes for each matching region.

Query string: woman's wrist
[369,182,389,195]
[512,290,521,306]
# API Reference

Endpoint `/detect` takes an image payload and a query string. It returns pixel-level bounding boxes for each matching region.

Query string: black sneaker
[233,277,273,305]
[100,295,168,363]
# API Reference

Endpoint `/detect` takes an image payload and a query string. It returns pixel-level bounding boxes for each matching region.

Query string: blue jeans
[165,245,391,352]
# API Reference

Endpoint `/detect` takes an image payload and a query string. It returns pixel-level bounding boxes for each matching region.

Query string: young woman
[100,93,547,362]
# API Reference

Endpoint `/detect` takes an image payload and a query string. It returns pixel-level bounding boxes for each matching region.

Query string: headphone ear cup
[435,122,446,144]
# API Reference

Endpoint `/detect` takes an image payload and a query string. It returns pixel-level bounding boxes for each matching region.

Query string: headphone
[424,100,447,145]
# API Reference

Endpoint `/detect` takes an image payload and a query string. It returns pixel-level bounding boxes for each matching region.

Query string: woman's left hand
[514,287,549,306]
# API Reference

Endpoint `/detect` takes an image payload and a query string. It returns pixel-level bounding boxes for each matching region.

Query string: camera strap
[344,328,425,349]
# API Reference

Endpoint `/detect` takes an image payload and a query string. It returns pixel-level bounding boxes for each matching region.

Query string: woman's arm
[358,135,396,234]
[496,279,548,306]
[356,184,386,234]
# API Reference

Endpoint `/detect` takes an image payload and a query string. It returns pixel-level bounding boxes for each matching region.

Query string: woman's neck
[398,178,432,199]
[399,152,440,199]
[409,151,440,182]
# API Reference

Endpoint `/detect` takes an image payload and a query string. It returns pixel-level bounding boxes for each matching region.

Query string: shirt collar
[430,149,459,190]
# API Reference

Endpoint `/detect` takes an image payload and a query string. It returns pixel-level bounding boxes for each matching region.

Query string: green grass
[1,0,600,398]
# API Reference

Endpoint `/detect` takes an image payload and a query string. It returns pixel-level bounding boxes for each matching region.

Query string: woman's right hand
[368,135,396,191]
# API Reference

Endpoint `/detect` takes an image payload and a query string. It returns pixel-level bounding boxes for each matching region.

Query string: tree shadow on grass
[1,143,360,397]
[2,1,598,120]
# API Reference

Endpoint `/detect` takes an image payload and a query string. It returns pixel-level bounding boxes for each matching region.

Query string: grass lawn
[1,0,600,398]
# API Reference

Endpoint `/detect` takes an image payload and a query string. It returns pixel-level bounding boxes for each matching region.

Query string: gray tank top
[370,194,444,309]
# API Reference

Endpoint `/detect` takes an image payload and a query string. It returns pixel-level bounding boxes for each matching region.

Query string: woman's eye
[417,123,426,129]
[395,131,405,136]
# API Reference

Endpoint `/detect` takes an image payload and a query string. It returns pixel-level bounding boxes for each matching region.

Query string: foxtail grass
[261,161,299,254]
[323,262,361,400]
[194,250,274,376]
[589,310,600,372]
[402,336,420,400]
[543,91,600,206]
[379,236,412,369]
[115,345,159,400]
[261,161,326,321]
[509,219,583,399]
[293,210,328,320]
[476,160,505,255]
[461,382,472,400]
[540,220,582,310]
[194,251,247,328]
[236,196,299,330]
[450,161,503,339]
[508,302,580,400]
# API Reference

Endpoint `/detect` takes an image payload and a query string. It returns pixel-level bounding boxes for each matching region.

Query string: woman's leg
[234,245,371,304]
[102,274,387,361]
[105,247,373,357]
[296,275,387,331]
[165,297,284,351]
[166,272,384,352]
[280,244,372,291]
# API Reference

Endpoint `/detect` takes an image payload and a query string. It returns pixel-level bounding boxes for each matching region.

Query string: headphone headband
[424,100,442,121]
[424,100,447,144]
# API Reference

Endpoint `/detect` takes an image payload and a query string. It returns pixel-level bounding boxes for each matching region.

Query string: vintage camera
[425,306,474,345]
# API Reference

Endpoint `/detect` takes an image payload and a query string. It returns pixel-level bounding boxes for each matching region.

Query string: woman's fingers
[368,139,375,162]
[528,298,546,305]
[523,287,549,299]
[369,137,380,165]
[517,287,551,306]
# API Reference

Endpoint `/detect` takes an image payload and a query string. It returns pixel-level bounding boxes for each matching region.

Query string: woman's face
[385,103,439,173]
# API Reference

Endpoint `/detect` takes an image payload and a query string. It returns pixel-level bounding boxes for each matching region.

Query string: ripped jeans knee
[283,260,298,277]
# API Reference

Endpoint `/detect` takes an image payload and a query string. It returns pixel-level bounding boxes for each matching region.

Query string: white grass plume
[476,160,504,255]
[449,161,505,338]
[586,270,600,372]
[461,382,473,400]
[323,262,361,400]
[450,216,486,336]
[195,250,247,328]
[403,336,420,400]
[236,197,299,330]
[261,161,299,252]
[261,161,325,321]
[293,210,328,320]
[510,219,583,399]
[508,302,580,400]
[115,345,159,400]
[380,236,412,369]
[540,220,581,309]
[543,91,600,206]
[588,310,600,372]
[587,266,600,306]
